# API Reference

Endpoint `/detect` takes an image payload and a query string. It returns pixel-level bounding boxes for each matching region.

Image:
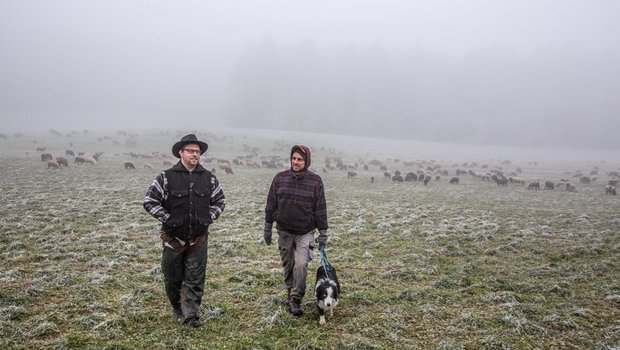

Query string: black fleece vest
[162,166,213,241]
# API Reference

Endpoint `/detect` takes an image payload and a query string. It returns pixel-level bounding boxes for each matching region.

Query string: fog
[1,0,619,150]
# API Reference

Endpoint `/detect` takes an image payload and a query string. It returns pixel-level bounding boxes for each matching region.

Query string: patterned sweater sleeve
[264,175,278,224]
[314,177,329,231]
[209,175,226,221]
[143,171,170,223]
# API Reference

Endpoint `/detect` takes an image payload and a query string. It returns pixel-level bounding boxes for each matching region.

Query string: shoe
[184,318,204,328]
[289,298,303,317]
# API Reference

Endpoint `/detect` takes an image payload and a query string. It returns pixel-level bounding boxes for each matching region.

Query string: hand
[316,230,328,250]
[263,222,273,245]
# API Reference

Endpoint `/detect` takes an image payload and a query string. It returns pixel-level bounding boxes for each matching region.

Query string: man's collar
[291,169,306,178]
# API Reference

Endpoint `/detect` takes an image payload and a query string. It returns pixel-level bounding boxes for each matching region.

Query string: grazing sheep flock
[23,128,620,198]
[0,128,619,349]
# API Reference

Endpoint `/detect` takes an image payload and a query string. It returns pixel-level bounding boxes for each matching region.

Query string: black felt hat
[171,134,208,158]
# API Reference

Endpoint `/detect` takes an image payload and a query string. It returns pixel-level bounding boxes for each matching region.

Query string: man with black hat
[264,145,329,316]
[144,134,225,328]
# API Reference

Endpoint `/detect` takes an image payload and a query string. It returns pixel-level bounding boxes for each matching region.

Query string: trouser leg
[291,232,314,301]
[181,238,208,321]
[278,230,314,301]
[161,246,184,314]
[278,230,296,293]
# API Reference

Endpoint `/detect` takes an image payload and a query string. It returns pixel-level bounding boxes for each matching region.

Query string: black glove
[316,230,328,249]
[264,222,273,245]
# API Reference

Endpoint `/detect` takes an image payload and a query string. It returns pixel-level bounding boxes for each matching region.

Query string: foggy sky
[1,1,619,149]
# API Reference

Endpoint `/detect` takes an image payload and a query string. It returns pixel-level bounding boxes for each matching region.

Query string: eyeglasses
[182,149,201,155]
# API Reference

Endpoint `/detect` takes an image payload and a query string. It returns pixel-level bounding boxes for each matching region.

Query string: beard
[291,167,305,177]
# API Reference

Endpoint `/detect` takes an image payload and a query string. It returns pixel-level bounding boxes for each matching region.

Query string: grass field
[0,128,619,349]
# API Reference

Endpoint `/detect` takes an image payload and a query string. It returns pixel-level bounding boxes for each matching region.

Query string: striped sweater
[265,169,328,234]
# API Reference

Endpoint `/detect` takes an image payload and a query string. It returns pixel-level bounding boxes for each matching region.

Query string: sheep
[495,177,508,187]
[65,150,75,157]
[347,171,357,178]
[423,175,431,186]
[41,153,53,161]
[246,160,261,168]
[566,183,576,192]
[609,179,618,186]
[92,152,103,161]
[55,157,69,167]
[134,153,154,159]
[124,161,136,169]
[605,185,616,195]
[47,160,59,169]
[580,176,591,184]
[544,181,555,190]
[143,163,153,170]
[223,166,234,175]
[405,172,418,182]
[392,174,404,182]
[449,177,459,184]
[335,159,345,170]
[383,172,391,179]
[456,169,468,176]
[262,160,277,169]
[527,181,540,190]
[75,156,97,165]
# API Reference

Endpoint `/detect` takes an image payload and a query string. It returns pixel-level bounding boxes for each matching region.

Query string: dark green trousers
[161,235,208,323]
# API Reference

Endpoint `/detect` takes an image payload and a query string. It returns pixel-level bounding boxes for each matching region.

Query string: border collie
[315,265,340,325]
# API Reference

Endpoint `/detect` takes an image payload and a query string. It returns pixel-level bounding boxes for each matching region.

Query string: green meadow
[1,128,618,349]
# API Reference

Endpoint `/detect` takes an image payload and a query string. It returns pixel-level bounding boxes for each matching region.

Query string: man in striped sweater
[264,145,329,316]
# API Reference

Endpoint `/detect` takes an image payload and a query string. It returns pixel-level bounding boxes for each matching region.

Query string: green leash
[319,246,332,274]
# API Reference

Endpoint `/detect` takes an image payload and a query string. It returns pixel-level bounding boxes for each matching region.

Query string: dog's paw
[319,316,326,325]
